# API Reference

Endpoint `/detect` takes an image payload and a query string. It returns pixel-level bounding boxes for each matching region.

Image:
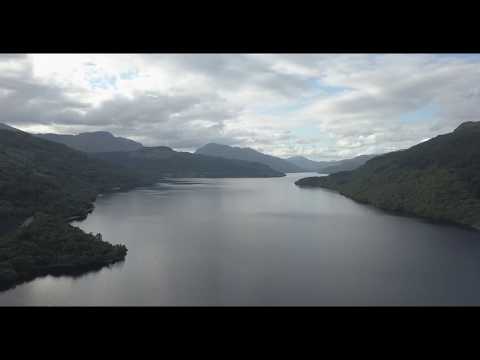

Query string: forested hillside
[295,122,480,229]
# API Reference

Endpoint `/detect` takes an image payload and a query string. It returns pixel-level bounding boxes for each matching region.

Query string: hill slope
[318,154,378,174]
[286,156,332,172]
[94,146,285,178]
[196,143,305,173]
[0,129,145,227]
[36,131,144,153]
[0,123,22,133]
[295,122,480,229]
[0,129,145,290]
[286,154,378,173]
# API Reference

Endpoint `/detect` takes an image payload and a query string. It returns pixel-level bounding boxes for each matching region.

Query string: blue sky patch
[399,103,438,123]
[89,74,118,90]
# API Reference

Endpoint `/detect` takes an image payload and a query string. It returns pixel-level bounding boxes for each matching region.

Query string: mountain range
[93,146,284,179]
[286,154,378,173]
[195,143,305,173]
[285,156,332,171]
[0,125,284,290]
[317,154,378,174]
[0,127,145,229]
[3,119,480,290]
[295,121,480,230]
[0,126,284,230]
[32,129,373,175]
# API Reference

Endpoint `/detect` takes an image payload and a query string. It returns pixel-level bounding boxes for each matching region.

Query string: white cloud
[1,53,480,160]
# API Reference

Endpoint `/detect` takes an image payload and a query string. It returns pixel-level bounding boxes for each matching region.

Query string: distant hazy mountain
[296,121,480,229]
[36,131,144,153]
[94,146,285,178]
[286,154,378,173]
[195,143,305,173]
[318,154,378,174]
[286,156,333,172]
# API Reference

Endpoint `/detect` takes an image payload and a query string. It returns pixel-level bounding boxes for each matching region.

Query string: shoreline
[0,184,138,293]
[0,213,128,293]
[295,177,480,234]
[0,255,126,293]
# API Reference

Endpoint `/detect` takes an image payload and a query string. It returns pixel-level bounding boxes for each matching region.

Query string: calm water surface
[2,173,480,306]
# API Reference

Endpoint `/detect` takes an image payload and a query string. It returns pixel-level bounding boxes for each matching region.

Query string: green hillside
[0,129,145,290]
[0,130,146,227]
[93,146,285,178]
[295,122,480,229]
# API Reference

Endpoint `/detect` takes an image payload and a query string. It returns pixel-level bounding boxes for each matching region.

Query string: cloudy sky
[1,53,479,160]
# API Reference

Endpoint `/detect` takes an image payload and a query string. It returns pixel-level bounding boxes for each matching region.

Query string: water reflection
[1,173,480,306]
